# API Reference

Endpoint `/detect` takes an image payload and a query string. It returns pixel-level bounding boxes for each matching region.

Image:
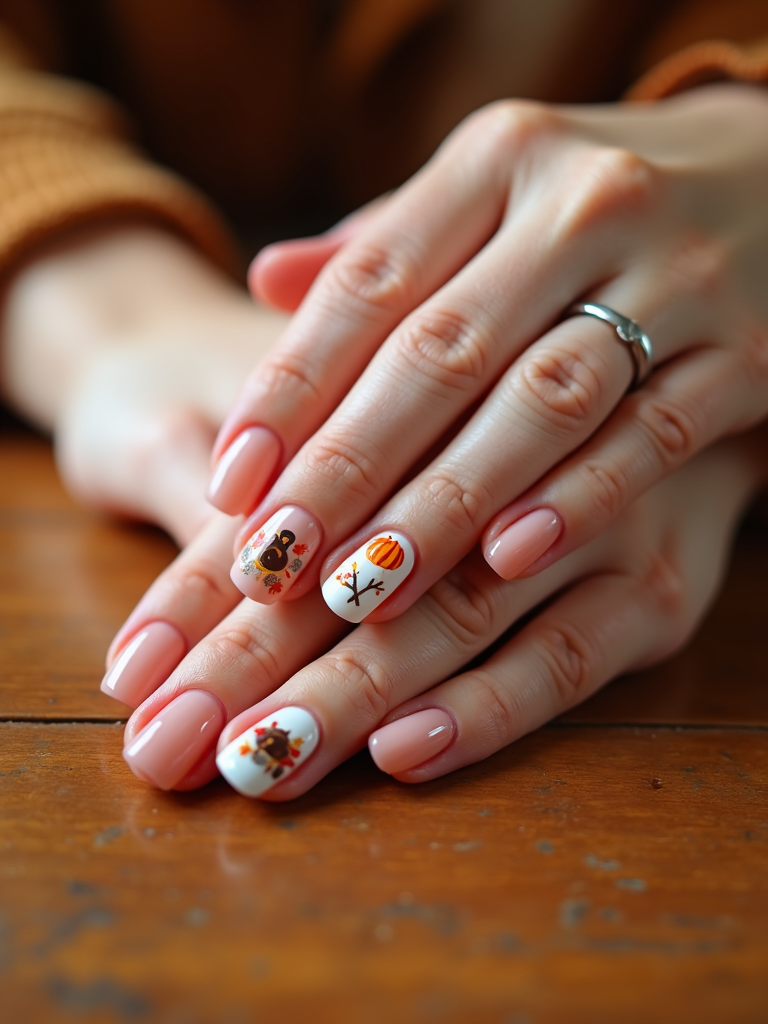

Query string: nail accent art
[322,531,415,623]
[231,506,321,603]
[216,706,319,797]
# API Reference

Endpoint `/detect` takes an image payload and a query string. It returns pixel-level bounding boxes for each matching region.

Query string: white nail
[321,531,415,623]
[216,706,319,797]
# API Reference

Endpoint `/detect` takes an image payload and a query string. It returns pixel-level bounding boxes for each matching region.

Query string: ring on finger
[564,301,653,390]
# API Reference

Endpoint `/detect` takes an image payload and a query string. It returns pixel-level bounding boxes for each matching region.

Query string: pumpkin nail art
[231,506,321,603]
[322,531,415,623]
[216,706,320,797]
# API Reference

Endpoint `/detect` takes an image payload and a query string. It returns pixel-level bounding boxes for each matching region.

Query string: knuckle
[554,147,658,243]
[252,353,323,408]
[580,457,633,525]
[322,241,417,317]
[396,306,491,396]
[537,621,595,706]
[636,397,698,469]
[321,651,394,726]
[463,99,561,160]
[509,344,603,432]
[424,571,497,648]
[639,546,687,623]
[467,669,518,748]
[304,433,381,500]
[421,472,493,536]
[209,624,283,683]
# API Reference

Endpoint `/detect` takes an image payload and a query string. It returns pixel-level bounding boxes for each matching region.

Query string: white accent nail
[321,531,415,623]
[216,707,319,798]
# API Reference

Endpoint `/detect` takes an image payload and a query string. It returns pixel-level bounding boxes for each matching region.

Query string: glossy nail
[216,706,319,797]
[207,426,281,515]
[231,506,321,603]
[369,708,455,774]
[123,690,225,790]
[322,531,415,623]
[101,622,186,707]
[484,508,562,579]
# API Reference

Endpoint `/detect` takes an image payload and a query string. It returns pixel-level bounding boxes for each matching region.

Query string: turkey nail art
[322,531,415,623]
[231,506,321,603]
[216,706,320,797]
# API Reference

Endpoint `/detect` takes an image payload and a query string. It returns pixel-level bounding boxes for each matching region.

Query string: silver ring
[564,302,653,389]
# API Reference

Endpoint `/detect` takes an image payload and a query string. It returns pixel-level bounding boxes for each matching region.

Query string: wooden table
[2,422,767,1024]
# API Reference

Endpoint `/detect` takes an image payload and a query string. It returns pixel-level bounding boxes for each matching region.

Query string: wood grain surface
[2,424,767,1024]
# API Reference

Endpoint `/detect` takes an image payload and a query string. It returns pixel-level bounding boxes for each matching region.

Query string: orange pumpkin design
[366,536,404,570]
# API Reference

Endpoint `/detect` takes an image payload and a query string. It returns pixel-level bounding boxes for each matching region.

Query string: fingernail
[231,506,321,603]
[322,531,415,623]
[484,508,562,579]
[123,690,225,790]
[369,708,455,774]
[216,706,319,797]
[101,622,186,707]
[207,426,281,515]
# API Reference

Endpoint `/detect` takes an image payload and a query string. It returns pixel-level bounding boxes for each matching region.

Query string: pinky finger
[369,568,682,784]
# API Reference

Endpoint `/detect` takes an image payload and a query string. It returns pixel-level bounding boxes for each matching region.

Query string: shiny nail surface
[231,506,321,603]
[322,531,415,623]
[484,509,562,580]
[369,708,455,774]
[216,707,319,797]
[123,690,225,790]
[207,426,281,515]
[101,622,186,708]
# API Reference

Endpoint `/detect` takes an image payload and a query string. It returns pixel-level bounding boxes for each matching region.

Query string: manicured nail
[322,531,415,623]
[231,506,321,603]
[484,508,562,579]
[101,622,186,707]
[216,706,319,797]
[369,708,455,774]
[207,426,281,515]
[123,690,225,790]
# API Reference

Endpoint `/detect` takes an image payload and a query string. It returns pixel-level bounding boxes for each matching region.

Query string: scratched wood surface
[2,423,768,1024]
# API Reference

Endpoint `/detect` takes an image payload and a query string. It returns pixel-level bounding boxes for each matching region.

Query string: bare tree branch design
[340,567,385,606]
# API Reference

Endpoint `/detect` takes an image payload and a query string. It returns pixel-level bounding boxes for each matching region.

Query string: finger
[101,512,245,709]
[214,544,584,801]
[373,442,755,783]
[207,109,517,516]
[482,340,758,580]
[249,196,390,312]
[228,138,670,609]
[59,362,216,546]
[121,586,347,790]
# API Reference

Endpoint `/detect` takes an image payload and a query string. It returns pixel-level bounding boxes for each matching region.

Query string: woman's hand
[204,83,768,624]
[0,225,293,545]
[115,427,766,796]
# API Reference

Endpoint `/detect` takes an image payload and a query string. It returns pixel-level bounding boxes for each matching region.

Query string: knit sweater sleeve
[0,25,240,280]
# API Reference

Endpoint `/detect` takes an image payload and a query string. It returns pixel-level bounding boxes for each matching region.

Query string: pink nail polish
[207,426,281,515]
[484,508,562,580]
[231,506,321,603]
[369,708,455,775]
[101,622,186,708]
[123,690,225,790]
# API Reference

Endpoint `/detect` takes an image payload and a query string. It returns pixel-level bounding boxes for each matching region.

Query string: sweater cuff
[0,70,241,280]
[626,37,768,102]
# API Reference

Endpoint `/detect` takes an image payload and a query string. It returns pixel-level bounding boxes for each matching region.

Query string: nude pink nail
[101,622,186,708]
[368,708,455,775]
[123,690,225,790]
[231,505,321,603]
[484,508,562,580]
[207,426,281,515]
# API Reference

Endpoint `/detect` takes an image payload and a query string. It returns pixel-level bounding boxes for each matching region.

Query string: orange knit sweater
[0,0,766,283]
